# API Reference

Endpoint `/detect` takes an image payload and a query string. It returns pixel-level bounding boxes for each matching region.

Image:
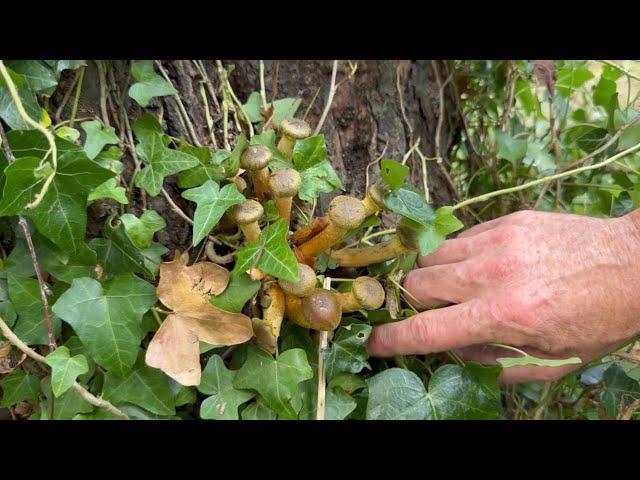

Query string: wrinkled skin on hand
[367,209,640,383]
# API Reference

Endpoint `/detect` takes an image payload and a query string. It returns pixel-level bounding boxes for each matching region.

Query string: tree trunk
[54,60,459,253]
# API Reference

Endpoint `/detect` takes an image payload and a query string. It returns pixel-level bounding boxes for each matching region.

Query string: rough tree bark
[55,60,460,253]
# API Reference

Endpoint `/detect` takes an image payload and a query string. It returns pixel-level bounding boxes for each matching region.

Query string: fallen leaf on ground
[146,251,253,386]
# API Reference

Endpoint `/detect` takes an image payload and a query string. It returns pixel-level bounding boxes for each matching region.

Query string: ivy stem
[313,60,339,136]
[0,122,57,353]
[69,66,85,128]
[0,60,57,211]
[0,316,129,419]
[452,141,640,212]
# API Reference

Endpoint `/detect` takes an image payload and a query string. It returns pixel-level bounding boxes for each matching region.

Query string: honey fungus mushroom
[277,118,312,160]
[297,195,367,260]
[241,144,272,199]
[278,263,317,298]
[329,219,419,267]
[230,199,264,244]
[269,168,301,225]
[337,276,385,313]
[285,288,342,331]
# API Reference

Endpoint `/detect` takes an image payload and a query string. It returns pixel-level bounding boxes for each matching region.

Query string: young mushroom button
[269,168,301,225]
[230,199,264,244]
[278,263,317,298]
[297,195,367,259]
[338,276,386,313]
[241,144,272,199]
[277,118,312,160]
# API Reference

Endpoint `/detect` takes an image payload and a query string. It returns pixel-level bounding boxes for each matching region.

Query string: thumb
[366,300,494,357]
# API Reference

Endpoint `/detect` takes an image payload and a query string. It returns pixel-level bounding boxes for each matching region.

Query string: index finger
[366,300,495,357]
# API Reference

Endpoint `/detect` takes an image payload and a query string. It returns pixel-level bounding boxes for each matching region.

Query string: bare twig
[161,187,194,225]
[54,68,81,124]
[259,60,269,112]
[69,66,86,128]
[316,277,331,420]
[396,62,414,147]
[0,316,128,419]
[95,60,111,127]
[313,60,339,136]
[154,60,201,146]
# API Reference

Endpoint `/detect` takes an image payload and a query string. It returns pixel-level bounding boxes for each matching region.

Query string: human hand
[367,209,640,383]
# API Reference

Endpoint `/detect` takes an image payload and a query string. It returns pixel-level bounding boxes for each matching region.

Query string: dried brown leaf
[533,60,557,97]
[157,251,230,313]
[0,342,26,374]
[146,251,253,386]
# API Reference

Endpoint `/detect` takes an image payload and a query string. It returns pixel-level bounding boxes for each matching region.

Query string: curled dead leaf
[0,342,26,374]
[157,251,231,313]
[533,60,557,97]
[146,251,253,386]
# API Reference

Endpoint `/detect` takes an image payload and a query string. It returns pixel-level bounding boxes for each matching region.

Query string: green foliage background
[0,59,640,420]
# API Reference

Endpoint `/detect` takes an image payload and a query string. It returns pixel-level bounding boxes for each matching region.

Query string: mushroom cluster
[194,117,418,356]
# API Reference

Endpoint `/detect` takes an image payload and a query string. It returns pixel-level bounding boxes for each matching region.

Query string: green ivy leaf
[556,62,594,97]
[232,219,299,281]
[366,368,431,420]
[523,141,556,173]
[250,130,288,164]
[496,354,581,368]
[434,206,464,237]
[233,345,313,419]
[601,363,640,419]
[182,181,245,246]
[8,273,61,345]
[44,346,89,397]
[0,151,115,255]
[177,145,227,188]
[39,377,93,419]
[120,210,166,250]
[495,131,527,163]
[55,126,81,143]
[425,363,502,420]
[383,183,435,227]
[103,356,175,415]
[241,400,277,420]
[81,120,119,160]
[325,324,372,381]
[52,274,157,376]
[133,117,199,196]
[0,370,40,407]
[298,160,344,202]
[563,125,609,153]
[89,217,155,279]
[242,92,301,126]
[5,60,58,94]
[197,355,255,420]
[380,159,410,191]
[399,217,444,257]
[293,135,327,170]
[224,135,249,178]
[128,60,178,107]
[0,67,50,130]
[87,178,128,205]
[210,272,260,313]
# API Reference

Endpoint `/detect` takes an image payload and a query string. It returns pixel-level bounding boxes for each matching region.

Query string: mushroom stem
[277,136,296,161]
[275,196,293,223]
[269,168,301,225]
[251,168,271,199]
[297,195,367,259]
[329,237,412,267]
[240,222,261,244]
[285,288,342,331]
[292,217,330,245]
[252,283,285,354]
[361,183,386,216]
[241,145,272,200]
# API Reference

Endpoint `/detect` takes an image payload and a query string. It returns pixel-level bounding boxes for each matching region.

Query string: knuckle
[409,314,435,351]
[482,252,525,281]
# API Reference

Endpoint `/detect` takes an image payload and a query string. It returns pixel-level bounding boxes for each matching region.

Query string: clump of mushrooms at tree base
[145,117,423,385]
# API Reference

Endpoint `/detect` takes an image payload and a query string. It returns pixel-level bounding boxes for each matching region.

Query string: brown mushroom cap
[303,289,342,331]
[241,145,272,171]
[280,118,312,139]
[269,168,302,198]
[231,199,264,225]
[351,276,385,310]
[327,195,367,230]
[278,263,316,297]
